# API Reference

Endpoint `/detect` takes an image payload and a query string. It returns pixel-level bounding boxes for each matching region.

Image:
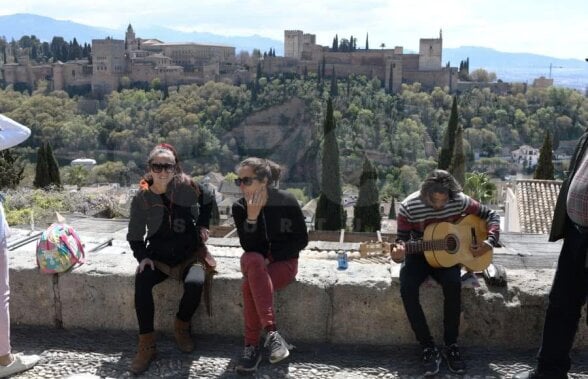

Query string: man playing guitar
[391,170,500,377]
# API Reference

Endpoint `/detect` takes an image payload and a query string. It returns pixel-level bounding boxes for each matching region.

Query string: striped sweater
[397,191,500,247]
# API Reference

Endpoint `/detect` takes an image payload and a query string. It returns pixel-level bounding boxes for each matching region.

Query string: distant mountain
[444,46,587,91]
[2,14,586,90]
[0,13,283,54]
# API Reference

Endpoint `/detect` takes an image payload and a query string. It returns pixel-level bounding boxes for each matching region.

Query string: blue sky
[1,0,587,60]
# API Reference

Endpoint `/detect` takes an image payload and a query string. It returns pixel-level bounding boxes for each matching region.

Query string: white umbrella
[0,114,31,151]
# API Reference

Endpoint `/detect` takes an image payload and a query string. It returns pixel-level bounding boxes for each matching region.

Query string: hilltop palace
[0,25,460,95]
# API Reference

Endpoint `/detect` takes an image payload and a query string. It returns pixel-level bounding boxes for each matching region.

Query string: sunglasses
[150,163,176,173]
[234,177,259,186]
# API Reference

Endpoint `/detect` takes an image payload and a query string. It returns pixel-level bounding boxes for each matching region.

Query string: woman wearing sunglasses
[126,143,213,374]
[232,157,308,374]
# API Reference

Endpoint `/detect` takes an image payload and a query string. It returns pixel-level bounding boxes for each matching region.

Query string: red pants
[240,252,298,346]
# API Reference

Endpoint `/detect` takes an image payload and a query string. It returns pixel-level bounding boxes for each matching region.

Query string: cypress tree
[353,156,381,232]
[388,197,396,220]
[438,95,458,170]
[534,132,555,180]
[449,124,466,186]
[315,98,344,231]
[33,143,49,188]
[45,141,61,187]
[365,33,369,50]
[0,149,26,189]
[330,65,338,96]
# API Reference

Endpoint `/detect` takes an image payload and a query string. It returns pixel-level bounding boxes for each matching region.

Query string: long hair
[237,157,282,187]
[420,169,462,200]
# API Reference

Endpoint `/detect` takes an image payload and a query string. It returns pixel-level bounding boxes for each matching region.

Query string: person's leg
[177,264,205,321]
[240,252,266,347]
[432,265,465,374]
[400,255,434,347]
[0,241,10,358]
[536,226,588,375]
[431,265,462,346]
[134,267,167,334]
[174,264,205,353]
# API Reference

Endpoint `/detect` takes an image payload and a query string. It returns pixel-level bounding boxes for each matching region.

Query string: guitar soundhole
[445,235,458,253]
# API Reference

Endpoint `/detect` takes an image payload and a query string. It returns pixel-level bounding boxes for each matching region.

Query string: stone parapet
[6,228,588,349]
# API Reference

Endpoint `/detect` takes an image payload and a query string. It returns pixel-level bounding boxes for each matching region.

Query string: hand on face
[245,189,267,220]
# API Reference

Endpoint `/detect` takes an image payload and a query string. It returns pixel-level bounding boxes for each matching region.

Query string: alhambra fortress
[0,25,462,95]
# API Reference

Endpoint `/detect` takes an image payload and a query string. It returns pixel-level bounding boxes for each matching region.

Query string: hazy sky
[2,0,587,60]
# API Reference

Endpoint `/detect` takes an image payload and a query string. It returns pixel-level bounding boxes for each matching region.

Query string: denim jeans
[400,254,461,347]
[537,223,588,375]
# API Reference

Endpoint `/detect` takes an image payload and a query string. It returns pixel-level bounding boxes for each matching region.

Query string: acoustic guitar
[403,214,493,271]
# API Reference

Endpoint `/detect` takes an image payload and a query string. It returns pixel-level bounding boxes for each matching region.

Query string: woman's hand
[245,189,267,220]
[200,227,210,242]
[137,258,155,273]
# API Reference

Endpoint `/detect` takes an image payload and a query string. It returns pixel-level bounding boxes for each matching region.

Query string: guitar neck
[405,239,447,254]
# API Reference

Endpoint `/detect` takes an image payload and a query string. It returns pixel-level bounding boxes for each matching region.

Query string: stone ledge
[6,228,588,349]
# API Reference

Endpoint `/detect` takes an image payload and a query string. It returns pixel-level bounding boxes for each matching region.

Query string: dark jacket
[232,188,308,262]
[127,180,212,265]
[549,130,588,242]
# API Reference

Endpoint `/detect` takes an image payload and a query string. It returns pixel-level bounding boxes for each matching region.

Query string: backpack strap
[58,225,86,265]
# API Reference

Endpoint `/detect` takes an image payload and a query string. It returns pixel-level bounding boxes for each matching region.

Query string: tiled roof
[515,179,562,234]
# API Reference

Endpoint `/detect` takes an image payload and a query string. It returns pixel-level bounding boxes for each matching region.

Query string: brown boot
[174,318,194,353]
[130,332,156,375]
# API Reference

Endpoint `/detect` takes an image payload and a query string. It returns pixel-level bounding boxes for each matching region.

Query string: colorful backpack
[36,223,85,274]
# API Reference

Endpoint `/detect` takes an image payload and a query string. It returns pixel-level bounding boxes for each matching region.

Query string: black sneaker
[235,345,261,374]
[443,343,466,374]
[511,369,568,379]
[422,346,441,376]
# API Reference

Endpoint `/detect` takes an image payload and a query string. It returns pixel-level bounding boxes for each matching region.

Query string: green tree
[0,149,26,189]
[45,141,61,187]
[438,95,458,170]
[315,98,344,231]
[65,165,89,189]
[449,124,465,186]
[534,131,555,180]
[353,156,381,232]
[33,143,50,189]
[464,172,496,204]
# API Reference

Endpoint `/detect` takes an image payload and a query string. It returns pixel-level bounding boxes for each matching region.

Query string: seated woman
[232,157,308,374]
[127,143,213,375]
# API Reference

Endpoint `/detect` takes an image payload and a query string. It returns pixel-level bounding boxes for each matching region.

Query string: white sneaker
[264,331,293,364]
[0,353,40,377]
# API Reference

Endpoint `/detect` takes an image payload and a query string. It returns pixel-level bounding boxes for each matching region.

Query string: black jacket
[549,130,588,242]
[232,188,308,262]
[127,180,212,265]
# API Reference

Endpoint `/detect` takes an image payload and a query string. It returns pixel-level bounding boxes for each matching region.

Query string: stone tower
[284,30,304,59]
[418,29,442,71]
[125,24,138,51]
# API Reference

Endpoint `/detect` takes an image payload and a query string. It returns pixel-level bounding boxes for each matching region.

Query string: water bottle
[337,250,348,270]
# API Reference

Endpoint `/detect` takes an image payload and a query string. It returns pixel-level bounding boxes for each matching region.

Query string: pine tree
[330,66,338,96]
[534,132,555,180]
[449,124,465,186]
[388,197,396,220]
[353,156,381,232]
[315,98,344,231]
[438,96,458,170]
[34,143,49,188]
[365,33,369,50]
[45,141,61,187]
[0,149,26,189]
